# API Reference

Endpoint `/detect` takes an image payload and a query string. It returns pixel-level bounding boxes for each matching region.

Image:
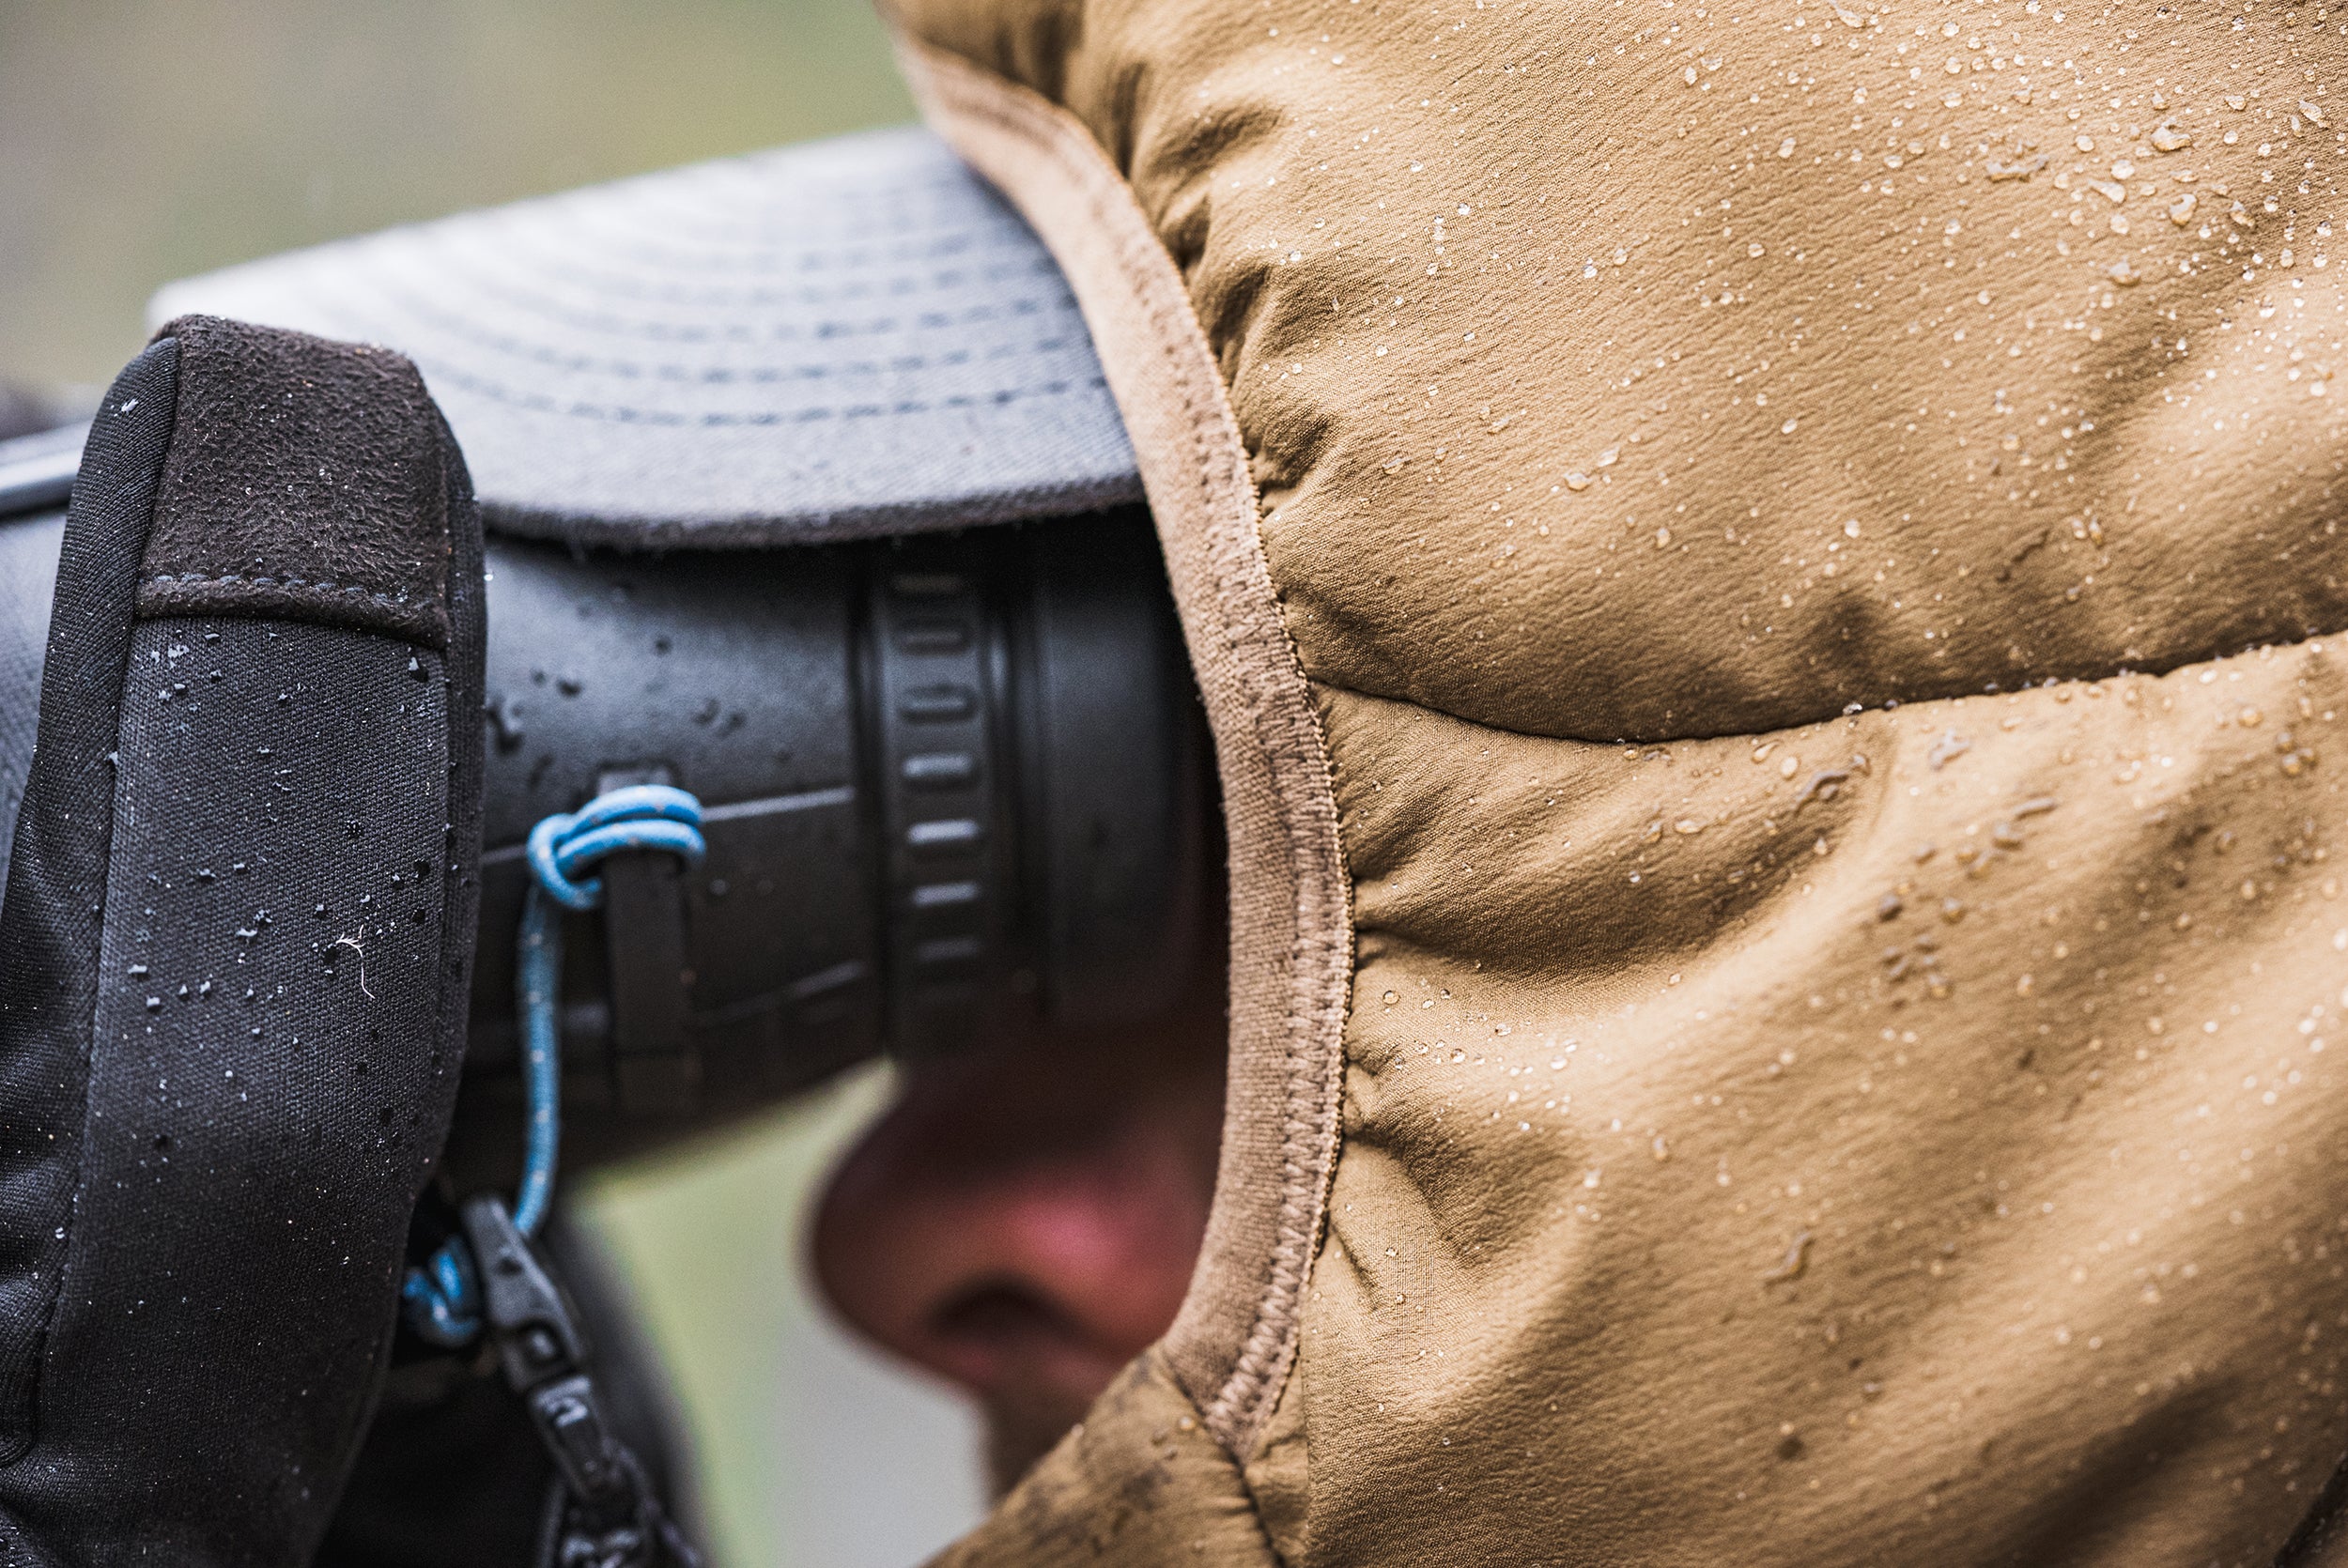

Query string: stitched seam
[1089,124,1333,1453]
[137,571,420,609]
[920,55,1340,1446]
[904,43,1353,1463]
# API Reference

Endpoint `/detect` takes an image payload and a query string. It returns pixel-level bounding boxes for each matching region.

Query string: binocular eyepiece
[456,508,1213,1179]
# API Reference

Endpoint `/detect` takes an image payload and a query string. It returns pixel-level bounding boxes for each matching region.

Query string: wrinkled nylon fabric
[889,4,2348,1564]
[904,0,2348,746]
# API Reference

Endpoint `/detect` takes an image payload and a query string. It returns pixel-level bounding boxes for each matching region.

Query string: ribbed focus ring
[865,538,1008,1055]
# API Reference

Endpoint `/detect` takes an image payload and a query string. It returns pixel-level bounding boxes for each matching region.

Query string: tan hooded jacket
[883,1,2348,1560]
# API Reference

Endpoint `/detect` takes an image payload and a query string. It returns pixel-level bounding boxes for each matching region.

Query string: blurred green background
[0,5,986,1564]
[0,0,913,386]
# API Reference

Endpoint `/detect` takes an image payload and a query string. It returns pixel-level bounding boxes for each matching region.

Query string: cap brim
[147,127,1141,548]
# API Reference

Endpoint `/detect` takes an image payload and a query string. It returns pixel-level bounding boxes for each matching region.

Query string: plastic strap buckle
[459,1196,698,1568]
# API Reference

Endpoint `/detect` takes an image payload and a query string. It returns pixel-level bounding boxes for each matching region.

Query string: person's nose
[811,1023,1225,1425]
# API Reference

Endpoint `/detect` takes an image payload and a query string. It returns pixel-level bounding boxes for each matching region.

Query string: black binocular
[0,434,1214,1195]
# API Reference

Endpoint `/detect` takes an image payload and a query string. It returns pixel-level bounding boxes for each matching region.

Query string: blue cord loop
[526,787,708,914]
[402,785,705,1347]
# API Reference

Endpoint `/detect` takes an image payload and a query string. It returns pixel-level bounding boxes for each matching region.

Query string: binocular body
[0,456,1210,1190]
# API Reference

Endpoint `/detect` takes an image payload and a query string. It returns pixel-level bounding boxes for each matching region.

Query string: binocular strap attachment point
[459,1196,697,1568]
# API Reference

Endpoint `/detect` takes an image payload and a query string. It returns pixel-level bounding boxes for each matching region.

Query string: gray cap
[147,126,1140,548]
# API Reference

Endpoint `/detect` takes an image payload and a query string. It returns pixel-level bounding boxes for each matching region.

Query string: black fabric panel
[0,342,179,1464]
[140,316,449,649]
[0,323,486,1562]
[0,619,456,1563]
[0,511,66,897]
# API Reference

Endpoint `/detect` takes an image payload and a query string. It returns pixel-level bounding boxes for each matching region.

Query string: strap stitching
[137,570,419,609]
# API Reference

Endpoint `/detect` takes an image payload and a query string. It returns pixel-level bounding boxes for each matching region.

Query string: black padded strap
[0,317,485,1565]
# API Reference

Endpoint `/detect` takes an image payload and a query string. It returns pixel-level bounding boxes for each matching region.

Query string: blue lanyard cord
[401,785,706,1347]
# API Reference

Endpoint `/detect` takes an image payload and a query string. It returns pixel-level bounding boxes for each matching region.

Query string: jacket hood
[885,2,2348,1562]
